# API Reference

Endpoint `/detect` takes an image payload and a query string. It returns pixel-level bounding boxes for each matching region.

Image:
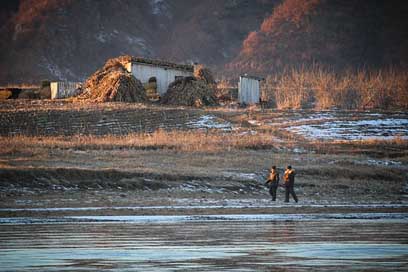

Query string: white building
[125,58,194,95]
[238,75,263,104]
[50,81,82,99]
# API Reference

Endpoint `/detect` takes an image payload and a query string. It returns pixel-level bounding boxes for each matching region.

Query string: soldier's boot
[292,191,298,203]
[284,188,289,202]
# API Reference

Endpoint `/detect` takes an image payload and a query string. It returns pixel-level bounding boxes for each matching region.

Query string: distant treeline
[261,67,408,110]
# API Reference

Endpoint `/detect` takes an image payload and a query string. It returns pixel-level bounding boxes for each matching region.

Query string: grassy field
[0,100,407,210]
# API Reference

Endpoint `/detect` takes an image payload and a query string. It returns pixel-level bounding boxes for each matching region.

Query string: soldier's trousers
[269,185,278,201]
[285,186,298,202]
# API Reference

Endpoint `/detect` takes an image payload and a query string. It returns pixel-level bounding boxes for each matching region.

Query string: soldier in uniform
[283,165,298,203]
[265,165,280,201]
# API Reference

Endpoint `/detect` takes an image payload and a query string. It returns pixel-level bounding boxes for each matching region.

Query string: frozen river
[0,213,407,271]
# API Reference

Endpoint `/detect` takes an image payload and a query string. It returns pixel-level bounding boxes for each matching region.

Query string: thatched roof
[130,57,194,72]
[240,74,264,81]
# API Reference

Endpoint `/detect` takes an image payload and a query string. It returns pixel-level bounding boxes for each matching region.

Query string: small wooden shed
[125,58,194,95]
[50,81,82,99]
[238,75,263,104]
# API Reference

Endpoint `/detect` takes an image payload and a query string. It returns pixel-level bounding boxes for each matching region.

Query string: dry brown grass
[0,83,40,89]
[307,137,408,158]
[262,68,408,110]
[333,137,408,146]
[0,130,281,154]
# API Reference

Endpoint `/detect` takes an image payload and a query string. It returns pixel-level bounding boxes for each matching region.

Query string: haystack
[76,55,146,103]
[194,64,216,85]
[38,86,51,99]
[18,89,39,99]
[161,77,218,107]
[0,89,12,100]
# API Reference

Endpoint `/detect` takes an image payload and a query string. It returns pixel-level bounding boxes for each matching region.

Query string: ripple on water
[0,218,407,271]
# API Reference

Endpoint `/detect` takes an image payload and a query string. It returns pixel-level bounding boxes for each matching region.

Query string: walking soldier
[283,165,298,203]
[265,165,279,201]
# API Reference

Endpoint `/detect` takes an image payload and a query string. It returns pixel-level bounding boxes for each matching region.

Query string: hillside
[1,0,408,84]
[0,0,277,84]
[227,0,408,76]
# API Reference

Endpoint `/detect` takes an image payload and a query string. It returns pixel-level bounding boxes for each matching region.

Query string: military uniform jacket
[266,171,280,187]
[283,169,295,187]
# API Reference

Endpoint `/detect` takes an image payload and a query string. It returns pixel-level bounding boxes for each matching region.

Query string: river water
[0,213,407,271]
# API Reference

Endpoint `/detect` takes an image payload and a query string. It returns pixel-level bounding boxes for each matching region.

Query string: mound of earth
[77,55,147,103]
[161,77,218,107]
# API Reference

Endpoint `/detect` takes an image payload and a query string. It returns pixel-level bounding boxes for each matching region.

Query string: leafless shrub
[263,67,408,110]
[264,68,314,109]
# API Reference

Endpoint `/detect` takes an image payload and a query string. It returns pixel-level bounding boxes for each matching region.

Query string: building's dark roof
[130,57,194,72]
[240,74,264,81]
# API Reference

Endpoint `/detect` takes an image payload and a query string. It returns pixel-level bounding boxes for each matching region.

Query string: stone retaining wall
[0,107,202,136]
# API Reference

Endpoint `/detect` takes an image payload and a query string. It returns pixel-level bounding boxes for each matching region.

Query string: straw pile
[194,65,216,85]
[77,55,146,103]
[18,89,39,99]
[161,77,218,107]
[38,86,51,99]
[0,89,12,100]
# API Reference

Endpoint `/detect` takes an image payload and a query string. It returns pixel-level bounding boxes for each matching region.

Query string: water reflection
[0,217,407,271]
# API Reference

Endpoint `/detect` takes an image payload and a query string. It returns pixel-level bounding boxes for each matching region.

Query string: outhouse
[50,81,82,99]
[238,75,263,104]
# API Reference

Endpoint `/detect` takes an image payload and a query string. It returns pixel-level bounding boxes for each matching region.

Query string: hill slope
[227,0,408,76]
[1,0,408,83]
[0,0,276,84]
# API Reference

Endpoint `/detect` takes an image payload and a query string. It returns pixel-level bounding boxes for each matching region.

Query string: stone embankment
[0,104,204,136]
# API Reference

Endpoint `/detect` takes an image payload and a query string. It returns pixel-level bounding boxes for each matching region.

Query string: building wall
[238,77,260,104]
[130,63,193,95]
[51,82,81,99]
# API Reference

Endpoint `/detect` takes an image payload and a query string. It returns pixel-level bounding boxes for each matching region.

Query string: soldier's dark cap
[287,165,292,169]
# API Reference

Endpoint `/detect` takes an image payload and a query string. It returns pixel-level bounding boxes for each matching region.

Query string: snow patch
[248,120,262,126]
[288,118,408,140]
[94,31,119,43]
[222,171,259,181]
[125,36,146,46]
[150,0,169,16]
[293,112,336,123]
[186,115,232,130]
[39,57,65,80]
[265,112,336,125]
[354,159,402,167]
